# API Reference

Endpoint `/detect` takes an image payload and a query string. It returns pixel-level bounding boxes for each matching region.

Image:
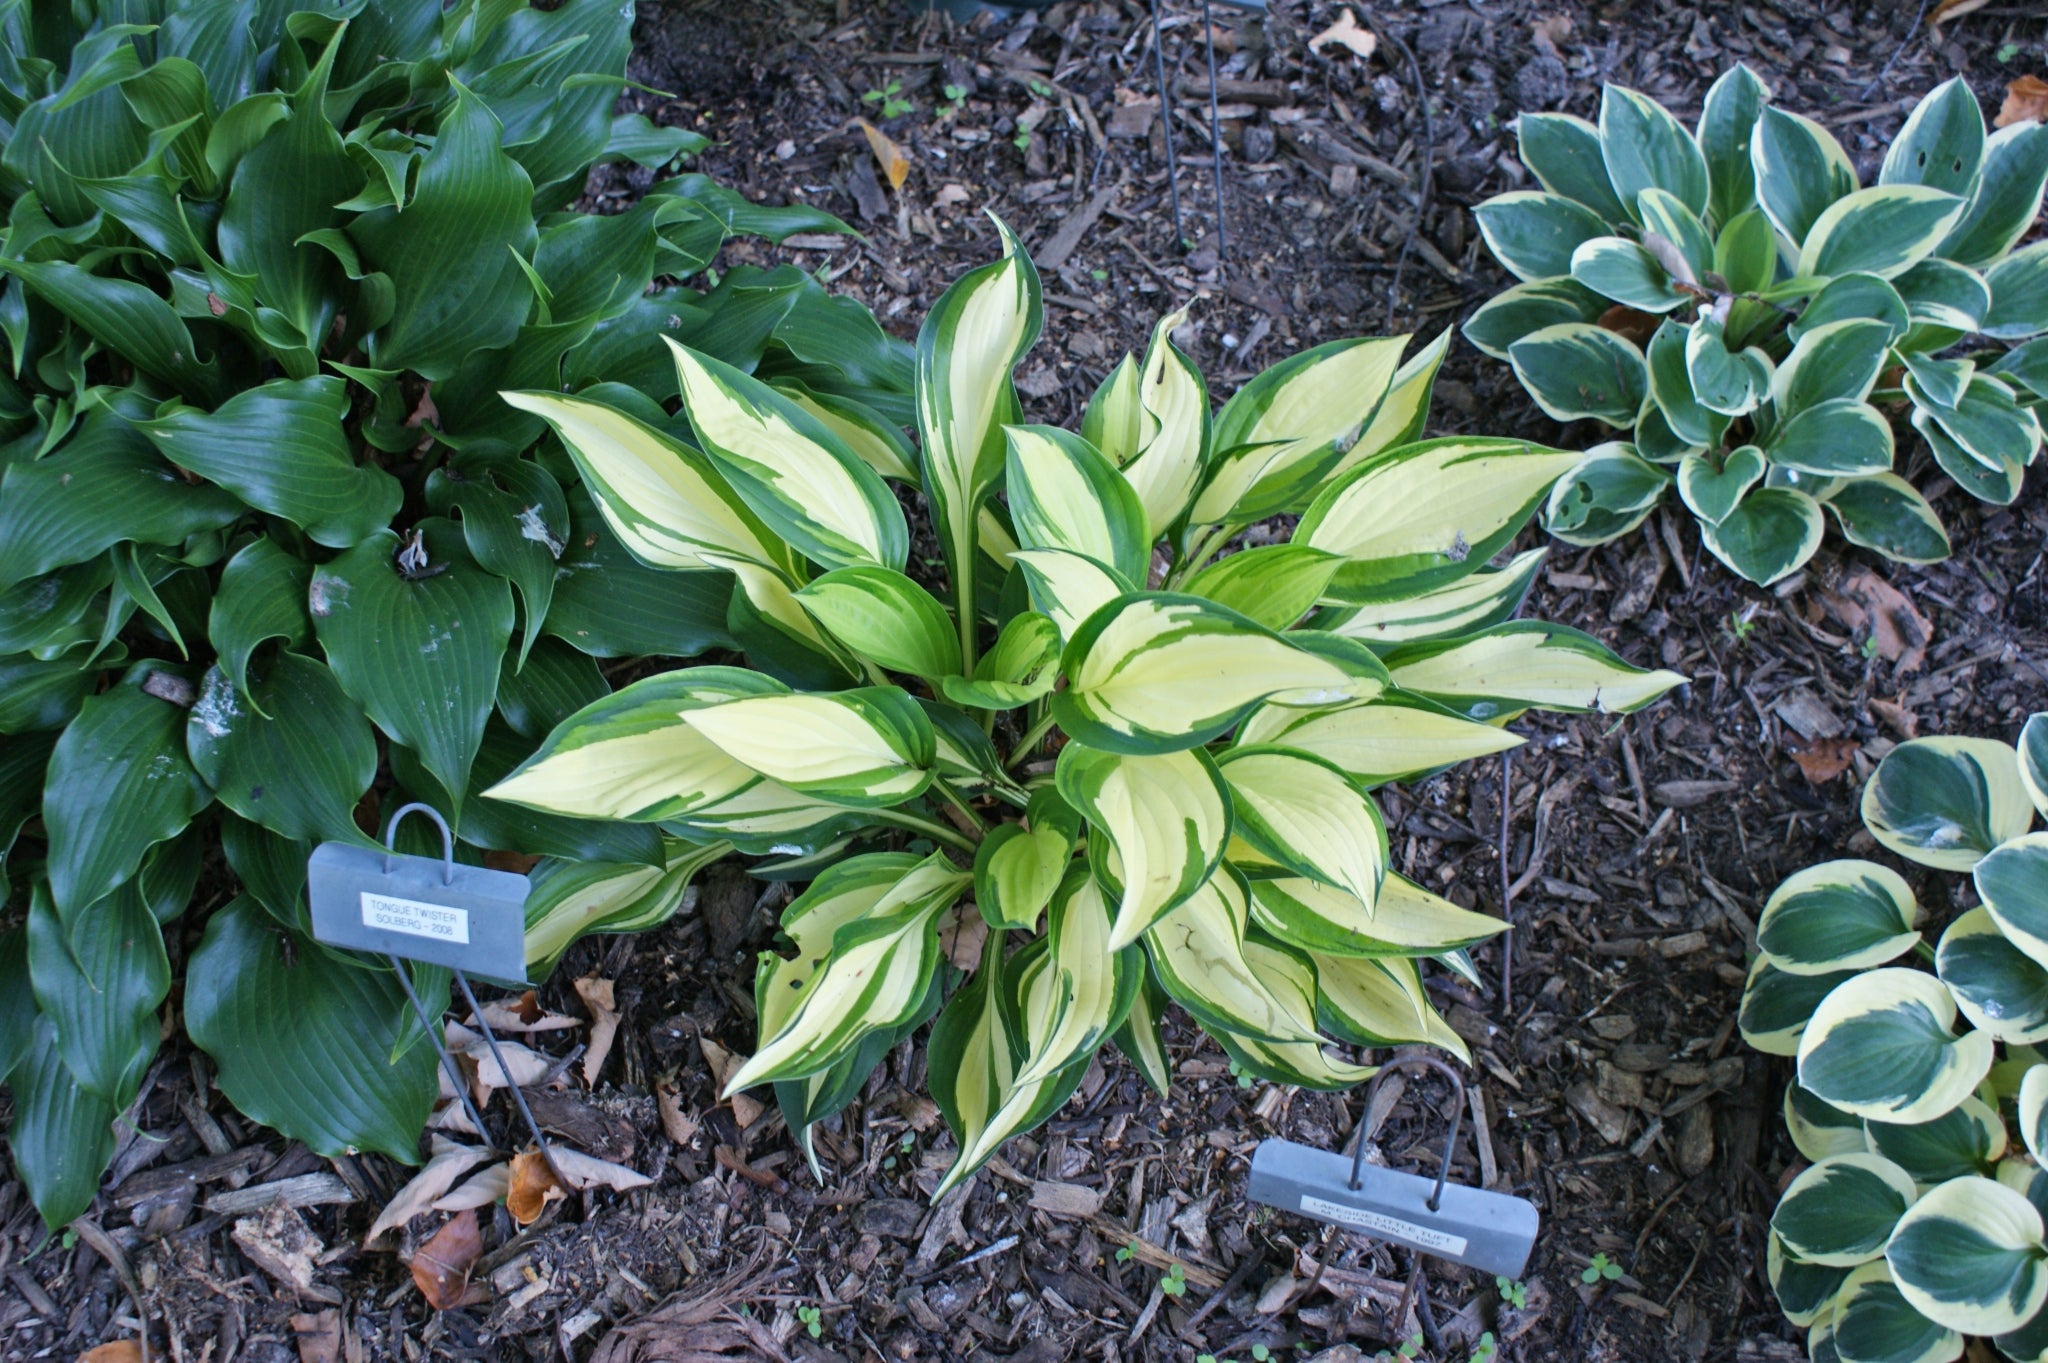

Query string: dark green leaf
[43,669,212,915]
[26,881,168,1103]
[0,733,57,880]
[0,558,114,657]
[139,376,402,549]
[0,658,93,734]
[187,657,377,844]
[8,1020,118,1229]
[496,637,607,739]
[0,929,32,1084]
[604,112,710,170]
[0,257,223,404]
[425,456,566,665]
[185,896,438,1164]
[208,536,314,711]
[220,812,315,933]
[542,485,733,658]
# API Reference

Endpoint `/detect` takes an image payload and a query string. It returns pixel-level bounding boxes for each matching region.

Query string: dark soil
[10,1,2048,1361]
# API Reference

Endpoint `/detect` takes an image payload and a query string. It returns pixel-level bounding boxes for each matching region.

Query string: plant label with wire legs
[1247,1138,1540,1277]
[307,841,531,986]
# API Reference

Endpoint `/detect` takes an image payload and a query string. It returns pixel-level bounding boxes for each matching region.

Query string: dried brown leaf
[364,1137,493,1247]
[1309,7,1377,59]
[574,976,619,1087]
[550,1146,655,1195]
[1786,735,1861,785]
[1997,74,2048,128]
[1869,696,1920,739]
[858,118,911,192]
[408,1208,487,1310]
[939,904,988,973]
[233,1203,330,1299]
[433,1163,511,1213]
[1596,304,1660,349]
[505,1150,562,1227]
[657,1079,702,1149]
[289,1310,343,1363]
[698,1036,742,1091]
[78,1343,145,1363]
[1931,0,1994,31]
[1823,566,1934,672]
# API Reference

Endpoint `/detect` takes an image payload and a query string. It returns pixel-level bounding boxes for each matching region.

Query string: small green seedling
[797,1305,823,1339]
[1471,1332,1499,1363]
[1252,1348,1271,1362]
[1496,1275,1527,1309]
[1116,1239,1140,1264]
[1012,129,1033,153]
[1401,1334,1423,1359]
[1229,1060,1256,1089]
[1582,1252,1624,1284]
[862,80,913,119]
[1727,608,1758,643]
[939,82,968,117]
[1160,1262,1188,1298]
[1999,41,2022,62]
[1860,633,1882,660]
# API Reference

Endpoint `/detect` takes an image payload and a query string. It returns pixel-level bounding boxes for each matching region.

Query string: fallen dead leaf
[551,1146,656,1195]
[858,118,910,192]
[506,1151,563,1227]
[435,1162,511,1213]
[574,976,619,1087]
[364,1137,494,1247]
[1529,13,1574,55]
[939,904,988,973]
[1997,74,2048,128]
[730,1091,765,1135]
[1309,7,1377,59]
[78,1343,144,1363]
[289,1310,343,1363]
[409,1209,487,1310]
[448,1022,553,1099]
[1597,303,1660,349]
[933,183,971,210]
[472,992,577,1033]
[1821,566,1934,672]
[1931,0,1993,31]
[1869,696,1920,739]
[1786,734,1861,785]
[657,1079,701,1148]
[698,1036,743,1092]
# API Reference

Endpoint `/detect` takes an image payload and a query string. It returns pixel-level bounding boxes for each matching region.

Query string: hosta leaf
[1771,1153,1918,1266]
[1142,868,1324,1044]
[1312,952,1469,1060]
[1678,446,1767,525]
[1236,694,1523,785]
[1506,322,1648,426]
[0,416,243,591]
[1866,1095,2008,1185]
[1568,236,1689,312]
[1714,207,1778,295]
[523,838,729,977]
[680,687,934,807]
[0,929,30,1084]
[1295,437,1581,604]
[0,257,222,405]
[1786,1083,1868,1163]
[1003,425,1150,584]
[1116,307,1210,536]
[309,521,514,810]
[1985,242,2048,342]
[1014,868,1136,1087]
[1768,1235,1852,1329]
[1382,621,1685,720]
[1773,320,1894,416]
[725,851,965,1091]
[1791,273,1911,346]
[1795,185,1967,281]
[1939,121,2048,267]
[1055,593,1376,755]
[1685,316,1771,417]
[185,897,439,1164]
[974,789,1079,931]
[426,457,568,666]
[1247,873,1507,959]
[796,566,960,679]
[354,84,539,379]
[1111,974,1173,1096]
[1977,836,2048,977]
[1472,191,1612,282]
[1636,187,1714,283]
[9,1021,119,1230]
[1879,77,1986,198]
[485,666,785,821]
[1313,549,1546,646]
[1698,64,1769,225]
[1795,967,1994,1123]
[1825,475,1950,566]
[26,881,168,1105]
[1516,112,1628,222]
[207,538,313,714]
[44,669,212,916]
[667,339,908,571]
[1599,84,1710,219]
[187,657,376,845]
[1461,277,1608,360]
[1913,373,2041,470]
[1699,487,1824,586]
[1057,742,1230,950]
[1217,747,1386,908]
[1184,544,1342,631]
[0,660,93,735]
[543,484,735,658]
[1541,444,1672,547]
[1863,736,2033,872]
[1757,860,1920,975]
[1764,398,1894,477]
[1830,1261,1959,1363]
[2022,712,2048,820]
[1887,1176,2048,1337]
[1894,259,1991,340]
[771,383,918,483]
[1752,106,1860,248]
[940,610,1062,710]
[139,376,402,549]
[1740,955,1855,1056]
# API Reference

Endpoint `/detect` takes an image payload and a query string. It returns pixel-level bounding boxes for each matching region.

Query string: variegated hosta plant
[1742,717,2048,1363]
[489,223,1686,1193]
[1468,70,2048,586]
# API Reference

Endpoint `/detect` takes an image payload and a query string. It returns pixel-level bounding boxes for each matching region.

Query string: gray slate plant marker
[308,803,564,1179]
[1247,1052,1539,1278]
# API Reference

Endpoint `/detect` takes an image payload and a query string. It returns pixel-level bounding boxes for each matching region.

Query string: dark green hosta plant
[489,225,1687,1193]
[1468,71,2048,585]
[0,0,910,1227]
[1742,719,2048,1363]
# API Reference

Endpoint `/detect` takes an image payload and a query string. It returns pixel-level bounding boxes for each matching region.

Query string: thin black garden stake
[1147,0,1187,252]
[1199,0,1229,277]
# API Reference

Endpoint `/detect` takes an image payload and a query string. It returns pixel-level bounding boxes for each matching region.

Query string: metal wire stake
[1199,0,1229,278]
[452,969,569,1189]
[1148,0,1186,252]
[390,955,495,1147]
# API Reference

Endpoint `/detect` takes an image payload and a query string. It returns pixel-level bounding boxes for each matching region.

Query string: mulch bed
[8,0,2048,1360]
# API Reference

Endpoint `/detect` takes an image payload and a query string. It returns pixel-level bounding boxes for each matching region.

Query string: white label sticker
[1299,1195,1469,1256]
[361,892,471,945]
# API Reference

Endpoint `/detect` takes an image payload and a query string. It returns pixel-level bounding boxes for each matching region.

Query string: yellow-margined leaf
[658,775,884,855]
[1217,746,1386,908]
[1236,693,1524,786]
[1055,593,1380,754]
[1766,1233,1853,1329]
[709,552,863,688]
[1312,549,1547,645]
[1182,544,1342,631]
[1796,967,1994,1123]
[1249,873,1508,958]
[1785,1082,1868,1163]
[973,787,1079,930]
[523,838,731,976]
[726,851,966,1092]
[2021,1066,2048,1165]
[1862,735,2033,873]
[681,687,934,807]
[1110,973,1173,1096]
[1739,954,1855,1057]
[1010,547,1133,643]
[1015,866,1139,1086]
[1827,1260,1960,1363]
[1119,307,1209,537]
[1325,328,1450,483]
[666,338,909,570]
[795,565,961,678]
[1313,952,1470,1061]
[485,666,786,821]
[1211,942,1376,1090]
[1081,351,1146,463]
[771,381,919,482]
[1188,336,1410,525]
[1142,867,1326,1044]
[1295,438,1582,604]
[500,390,793,573]
[1003,425,1151,583]
[940,611,1062,710]
[1056,741,1230,950]
[1383,621,1686,720]
[1755,859,1921,975]
[1886,1175,2048,1336]
[1771,1152,1918,1266]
